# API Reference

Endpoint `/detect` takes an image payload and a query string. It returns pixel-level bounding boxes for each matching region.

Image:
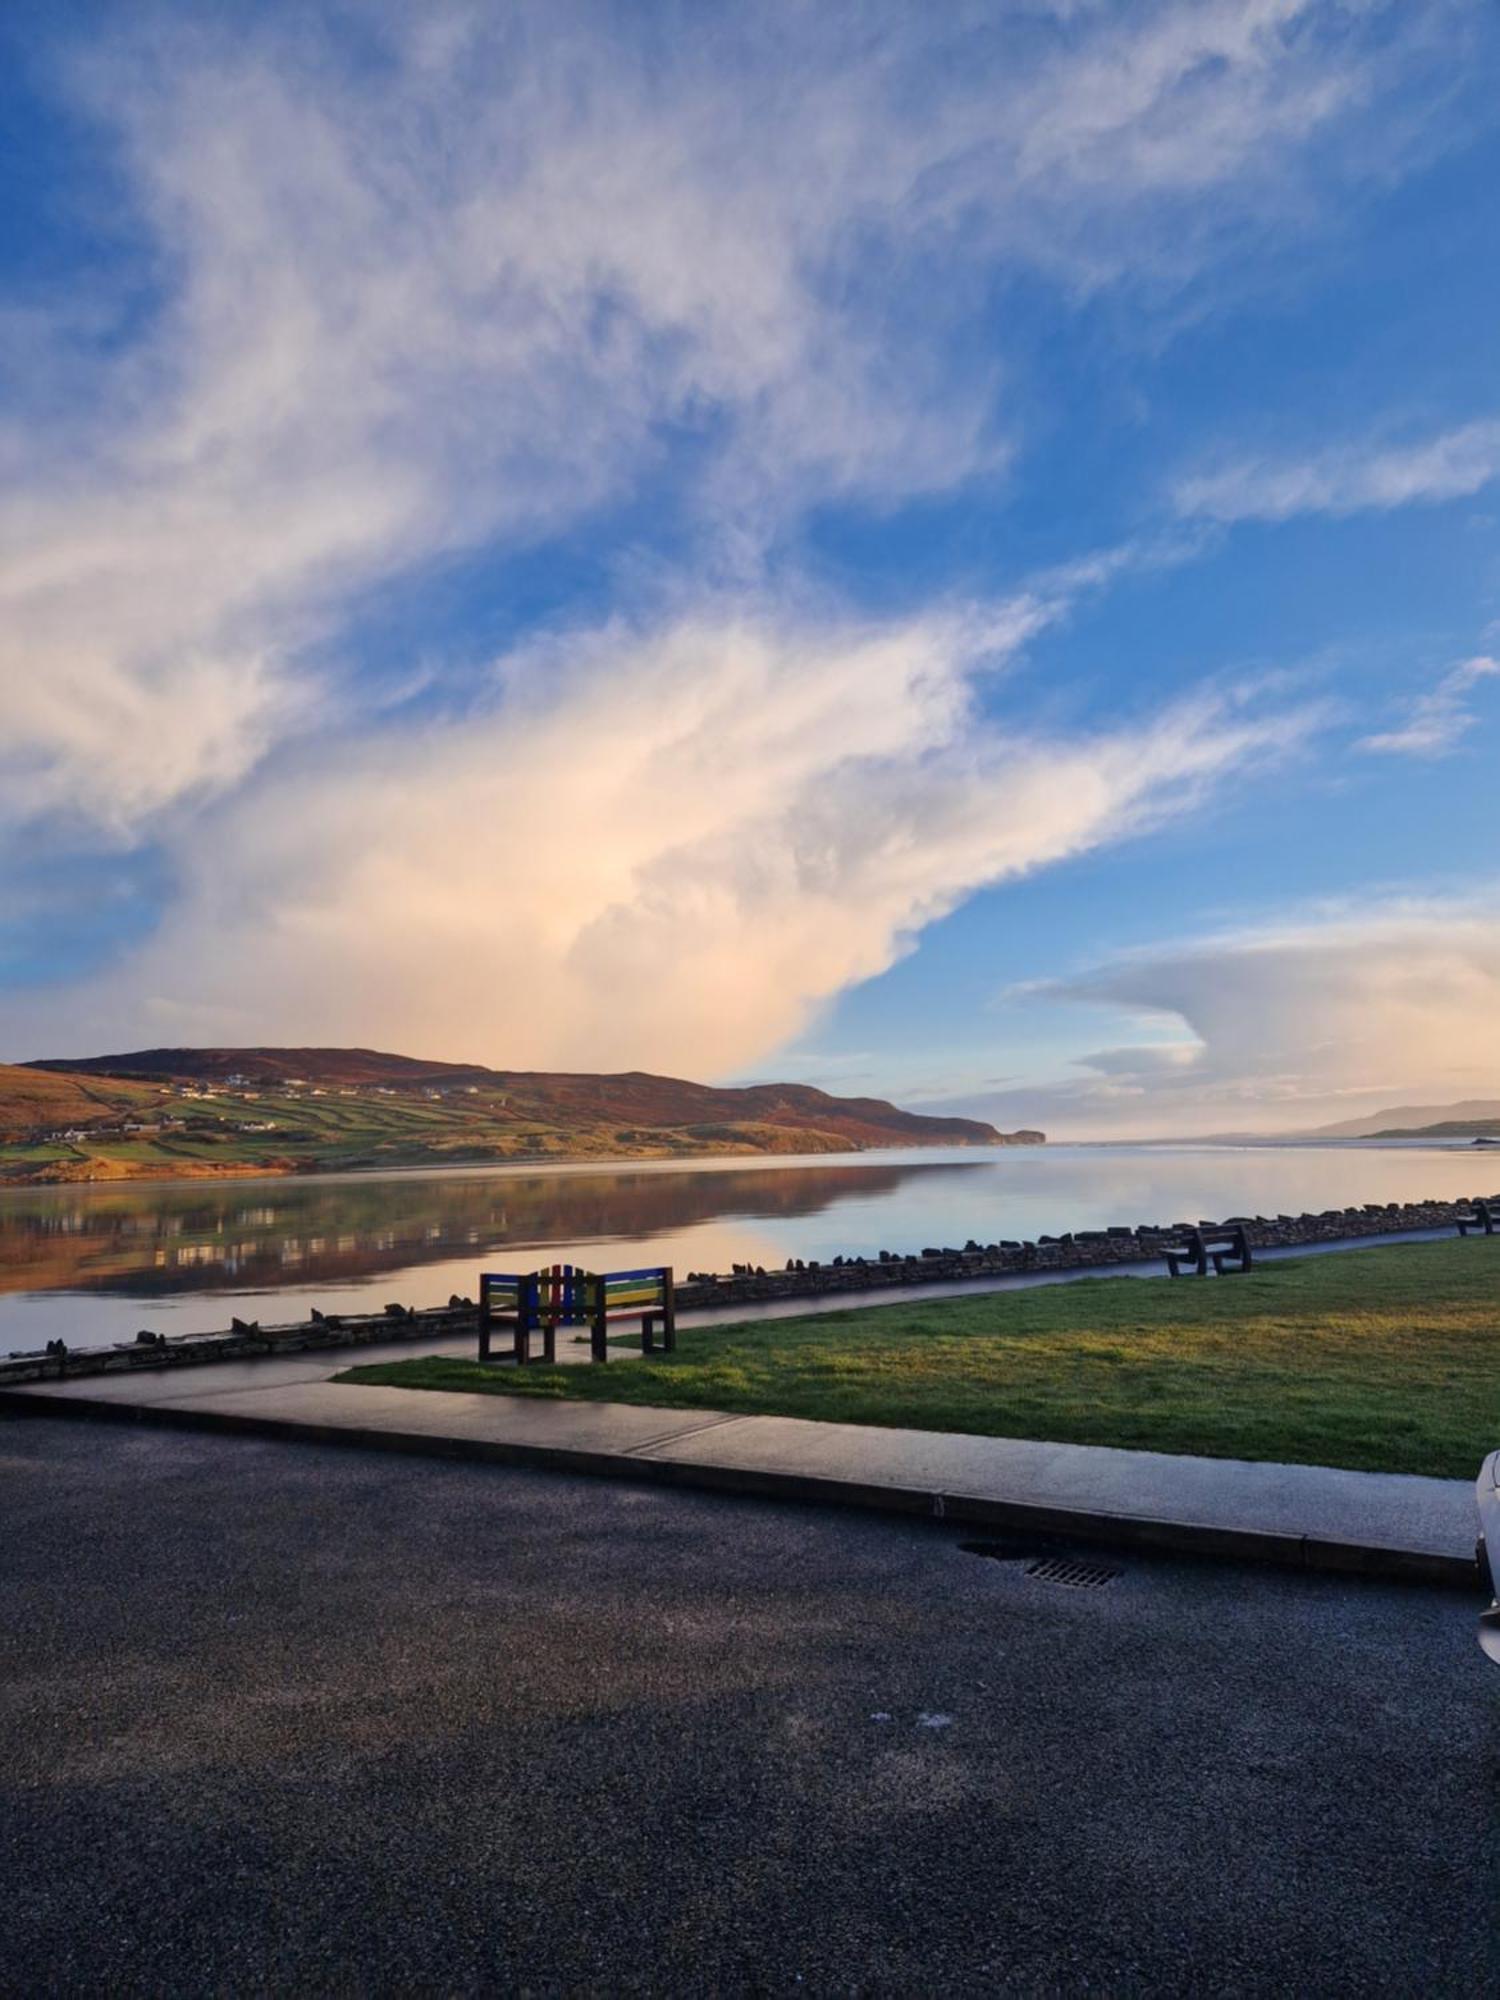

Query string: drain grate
[1025,1555,1119,1589]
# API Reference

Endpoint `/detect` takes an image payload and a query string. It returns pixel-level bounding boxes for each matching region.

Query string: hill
[1368,1120,1500,1141]
[1302,1099,1500,1140]
[4,1047,1037,1184]
[0,1063,165,1139]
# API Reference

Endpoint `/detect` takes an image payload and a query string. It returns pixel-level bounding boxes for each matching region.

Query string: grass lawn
[337,1236,1500,1478]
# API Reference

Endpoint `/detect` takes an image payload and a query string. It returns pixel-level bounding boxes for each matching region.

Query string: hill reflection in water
[0,1157,955,1303]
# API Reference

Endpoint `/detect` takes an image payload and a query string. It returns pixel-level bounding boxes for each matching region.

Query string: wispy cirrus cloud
[1357,654,1499,757]
[2,0,1460,844]
[1174,417,1500,524]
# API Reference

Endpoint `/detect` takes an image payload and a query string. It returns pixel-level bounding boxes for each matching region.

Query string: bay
[3,1139,1497,1354]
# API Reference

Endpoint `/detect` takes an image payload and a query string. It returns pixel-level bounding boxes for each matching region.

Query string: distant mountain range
[1301,1099,1500,1140]
[0,1046,1042,1183]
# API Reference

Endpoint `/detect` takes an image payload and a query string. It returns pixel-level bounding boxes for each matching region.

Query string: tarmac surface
[3,1415,1497,1996]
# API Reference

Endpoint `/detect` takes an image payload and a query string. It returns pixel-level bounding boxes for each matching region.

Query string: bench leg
[591,1309,608,1364]
[641,1313,655,1355]
[661,1276,676,1353]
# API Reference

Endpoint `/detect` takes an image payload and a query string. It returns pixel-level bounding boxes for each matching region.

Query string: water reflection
[0,1157,949,1301]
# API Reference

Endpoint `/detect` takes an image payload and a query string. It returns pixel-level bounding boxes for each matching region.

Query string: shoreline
[0,1135,1029,1195]
[0,1131,1483,1201]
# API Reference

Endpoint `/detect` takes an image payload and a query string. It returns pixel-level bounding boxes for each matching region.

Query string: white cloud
[0,1,1471,1069]
[1074,1044,1202,1077]
[939,903,1500,1135]
[1,0,1458,840]
[3,600,1316,1070]
[1357,655,1499,757]
[1175,418,1500,523]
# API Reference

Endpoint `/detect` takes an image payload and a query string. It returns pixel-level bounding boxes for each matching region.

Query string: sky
[1,0,1499,1138]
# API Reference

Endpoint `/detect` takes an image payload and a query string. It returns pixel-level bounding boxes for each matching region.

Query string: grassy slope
[0,1065,164,1137]
[0,1081,910,1184]
[340,1237,1500,1478]
[38,1048,1005,1145]
[0,1054,1002,1183]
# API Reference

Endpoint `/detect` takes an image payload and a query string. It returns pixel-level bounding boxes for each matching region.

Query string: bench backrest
[479,1264,671,1327]
[599,1266,670,1315]
[478,1271,526,1318]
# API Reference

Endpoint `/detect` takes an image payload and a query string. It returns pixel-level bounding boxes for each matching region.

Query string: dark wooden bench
[1161,1224,1252,1278]
[1456,1201,1497,1237]
[478,1263,676,1365]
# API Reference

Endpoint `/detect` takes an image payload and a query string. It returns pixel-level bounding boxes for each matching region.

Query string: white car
[1479,1450,1500,1665]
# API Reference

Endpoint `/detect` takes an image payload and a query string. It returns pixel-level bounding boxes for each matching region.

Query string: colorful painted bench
[477,1263,676,1365]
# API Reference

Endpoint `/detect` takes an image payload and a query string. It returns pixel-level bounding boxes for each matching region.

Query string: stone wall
[0,1302,479,1387]
[672,1192,1500,1310]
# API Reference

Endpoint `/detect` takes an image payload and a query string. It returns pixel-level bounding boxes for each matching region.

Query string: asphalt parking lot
[2,1415,1497,1995]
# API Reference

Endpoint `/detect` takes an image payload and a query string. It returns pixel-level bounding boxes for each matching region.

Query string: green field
[0,1050,1011,1184]
[340,1237,1500,1477]
[0,1079,856,1183]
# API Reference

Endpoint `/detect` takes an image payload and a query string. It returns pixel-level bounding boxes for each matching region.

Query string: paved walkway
[3,1326,1479,1589]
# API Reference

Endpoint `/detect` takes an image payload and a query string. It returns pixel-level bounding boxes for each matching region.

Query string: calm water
[3,1140,1497,1353]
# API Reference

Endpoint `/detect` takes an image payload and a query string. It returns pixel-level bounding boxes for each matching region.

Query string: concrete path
[3,1327,1479,1590]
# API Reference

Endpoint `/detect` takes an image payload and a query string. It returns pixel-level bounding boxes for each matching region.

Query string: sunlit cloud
[934,903,1500,1136]
[5,600,1319,1070]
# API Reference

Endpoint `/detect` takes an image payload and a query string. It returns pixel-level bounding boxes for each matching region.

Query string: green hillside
[0,1047,1028,1184]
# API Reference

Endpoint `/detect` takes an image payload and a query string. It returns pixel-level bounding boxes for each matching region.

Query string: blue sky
[2,0,1499,1134]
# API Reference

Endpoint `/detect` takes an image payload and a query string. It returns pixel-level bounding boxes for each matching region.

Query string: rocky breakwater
[0,1299,480,1387]
[674,1192,1500,1310]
